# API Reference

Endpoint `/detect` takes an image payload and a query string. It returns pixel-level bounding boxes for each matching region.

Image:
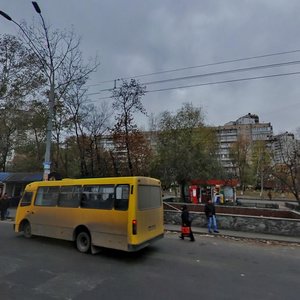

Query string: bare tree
[62,79,113,178]
[63,84,90,177]
[112,79,146,176]
[16,6,99,175]
[83,102,113,176]
[251,140,272,197]
[229,137,252,194]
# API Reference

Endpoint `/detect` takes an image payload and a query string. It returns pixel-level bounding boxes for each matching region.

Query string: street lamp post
[0,2,54,181]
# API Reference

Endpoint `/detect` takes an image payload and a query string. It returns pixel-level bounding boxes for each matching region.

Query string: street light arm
[0,10,48,70]
[14,20,49,69]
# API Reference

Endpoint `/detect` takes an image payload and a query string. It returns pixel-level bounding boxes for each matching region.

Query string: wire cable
[85,48,300,87]
[86,70,300,102]
[142,59,300,86]
[146,70,300,93]
[86,59,300,96]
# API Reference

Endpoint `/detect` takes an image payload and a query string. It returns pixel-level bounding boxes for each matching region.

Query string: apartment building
[99,113,298,176]
[215,113,273,173]
[271,131,298,164]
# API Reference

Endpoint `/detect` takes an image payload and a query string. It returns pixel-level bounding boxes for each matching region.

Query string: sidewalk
[165,224,300,244]
[6,208,300,244]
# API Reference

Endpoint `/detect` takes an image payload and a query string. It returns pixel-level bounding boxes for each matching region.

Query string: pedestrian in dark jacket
[267,190,272,201]
[204,199,219,233]
[0,193,9,221]
[180,205,195,241]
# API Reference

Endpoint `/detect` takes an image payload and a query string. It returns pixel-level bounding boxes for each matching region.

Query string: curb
[165,226,300,245]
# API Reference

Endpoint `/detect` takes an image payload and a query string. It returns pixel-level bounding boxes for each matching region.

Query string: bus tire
[76,231,91,253]
[23,221,32,238]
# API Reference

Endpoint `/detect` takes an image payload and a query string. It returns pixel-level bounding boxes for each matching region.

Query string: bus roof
[25,176,160,189]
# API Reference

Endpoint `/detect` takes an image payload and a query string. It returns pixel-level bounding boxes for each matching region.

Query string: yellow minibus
[14,176,164,253]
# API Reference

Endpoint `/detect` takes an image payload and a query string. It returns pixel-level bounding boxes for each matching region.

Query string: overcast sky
[1,0,300,134]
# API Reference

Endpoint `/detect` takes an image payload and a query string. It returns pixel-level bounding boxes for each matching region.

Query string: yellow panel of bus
[14,176,164,253]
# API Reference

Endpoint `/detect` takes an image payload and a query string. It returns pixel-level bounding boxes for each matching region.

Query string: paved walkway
[5,208,300,244]
[165,224,300,244]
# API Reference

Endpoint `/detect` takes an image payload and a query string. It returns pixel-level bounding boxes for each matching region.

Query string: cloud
[1,0,300,134]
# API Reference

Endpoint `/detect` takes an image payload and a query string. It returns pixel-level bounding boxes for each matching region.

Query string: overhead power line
[142,59,300,86]
[146,70,300,93]
[86,70,300,102]
[86,59,300,96]
[85,48,300,87]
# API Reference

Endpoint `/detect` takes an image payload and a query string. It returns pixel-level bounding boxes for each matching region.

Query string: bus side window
[20,192,33,207]
[58,186,81,208]
[114,185,129,211]
[35,187,59,206]
[98,186,114,209]
[81,185,114,210]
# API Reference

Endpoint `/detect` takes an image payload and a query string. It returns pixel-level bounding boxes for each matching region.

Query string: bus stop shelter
[0,172,43,206]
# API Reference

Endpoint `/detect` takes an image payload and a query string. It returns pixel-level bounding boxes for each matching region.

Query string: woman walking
[179,205,195,242]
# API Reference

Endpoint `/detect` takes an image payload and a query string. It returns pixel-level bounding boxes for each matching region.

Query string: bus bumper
[127,233,164,252]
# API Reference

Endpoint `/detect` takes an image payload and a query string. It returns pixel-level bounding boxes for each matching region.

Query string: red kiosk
[189,179,238,204]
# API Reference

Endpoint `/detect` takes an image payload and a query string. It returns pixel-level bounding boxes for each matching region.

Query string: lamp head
[32,2,41,14]
[0,10,12,21]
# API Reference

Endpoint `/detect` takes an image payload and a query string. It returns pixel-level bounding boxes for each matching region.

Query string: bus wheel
[76,231,91,253]
[23,222,32,238]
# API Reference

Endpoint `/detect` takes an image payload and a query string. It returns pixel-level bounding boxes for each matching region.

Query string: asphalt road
[0,221,300,300]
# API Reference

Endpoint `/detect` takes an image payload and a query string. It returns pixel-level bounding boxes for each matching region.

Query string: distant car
[162,196,182,203]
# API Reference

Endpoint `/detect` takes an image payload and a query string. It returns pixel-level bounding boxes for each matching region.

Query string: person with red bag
[179,205,195,242]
